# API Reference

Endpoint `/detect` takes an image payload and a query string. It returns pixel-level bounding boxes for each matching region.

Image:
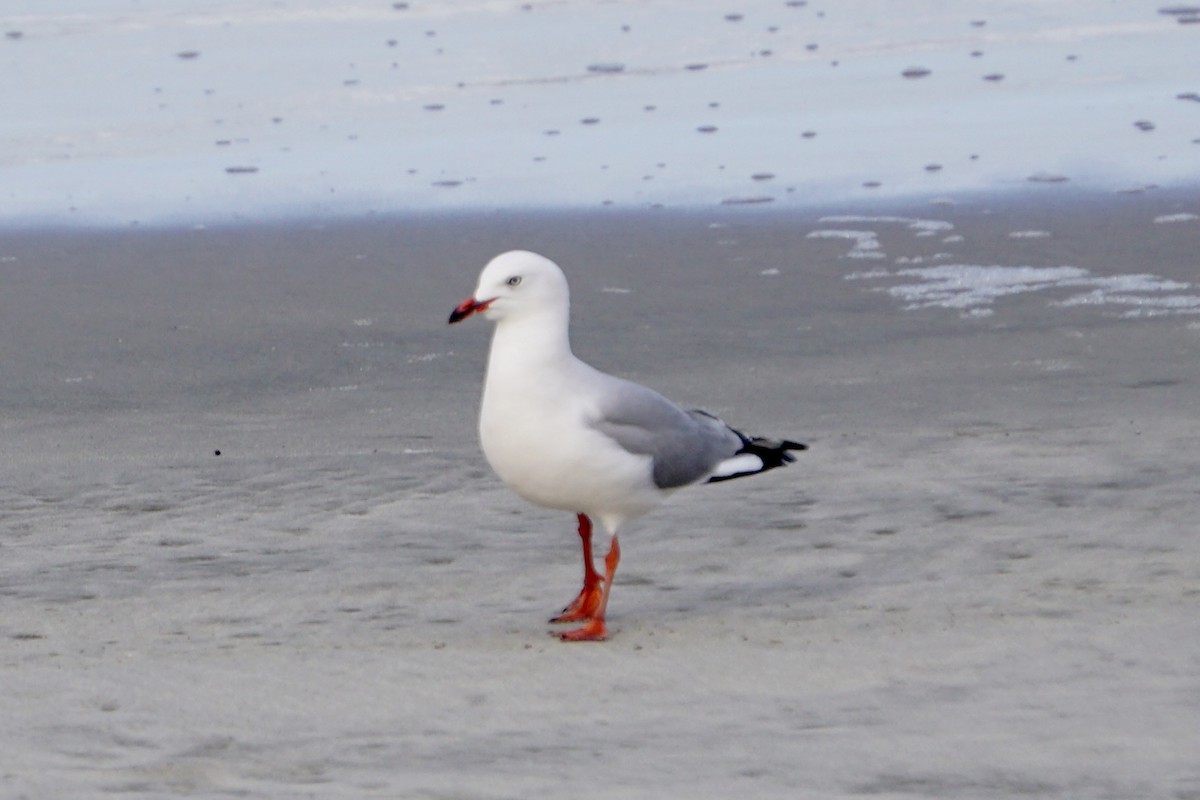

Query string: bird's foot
[556,618,608,642]
[551,528,618,642]
[549,580,604,624]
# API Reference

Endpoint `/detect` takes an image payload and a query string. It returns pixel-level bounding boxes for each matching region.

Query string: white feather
[708,453,764,480]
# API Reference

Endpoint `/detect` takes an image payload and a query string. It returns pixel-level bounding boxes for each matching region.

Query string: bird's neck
[486,307,575,378]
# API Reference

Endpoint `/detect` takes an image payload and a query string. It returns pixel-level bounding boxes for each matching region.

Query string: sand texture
[2,194,1198,797]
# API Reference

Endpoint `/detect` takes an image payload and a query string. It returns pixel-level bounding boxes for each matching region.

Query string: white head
[448,250,570,325]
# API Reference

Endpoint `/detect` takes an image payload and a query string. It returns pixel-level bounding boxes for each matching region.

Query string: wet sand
[2,190,1199,797]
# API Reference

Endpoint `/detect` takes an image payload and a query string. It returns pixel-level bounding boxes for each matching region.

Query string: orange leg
[550,514,604,623]
[559,533,619,642]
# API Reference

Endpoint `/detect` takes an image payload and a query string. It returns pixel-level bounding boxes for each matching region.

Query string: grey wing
[589,379,742,489]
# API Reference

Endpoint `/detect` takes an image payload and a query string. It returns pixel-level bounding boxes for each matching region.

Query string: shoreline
[3,180,1199,233]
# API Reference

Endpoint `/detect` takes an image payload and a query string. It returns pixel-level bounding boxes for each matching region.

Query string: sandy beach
[2,190,1199,797]
[3,0,1200,796]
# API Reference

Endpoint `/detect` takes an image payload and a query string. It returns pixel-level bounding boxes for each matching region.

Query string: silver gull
[449,250,805,640]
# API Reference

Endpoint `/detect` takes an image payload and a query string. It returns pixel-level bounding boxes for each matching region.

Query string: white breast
[479,357,663,526]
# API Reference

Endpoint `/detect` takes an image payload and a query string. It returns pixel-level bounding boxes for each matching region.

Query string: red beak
[448,296,492,324]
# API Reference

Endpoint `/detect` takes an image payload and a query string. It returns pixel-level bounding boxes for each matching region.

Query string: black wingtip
[747,436,807,469]
[706,432,807,483]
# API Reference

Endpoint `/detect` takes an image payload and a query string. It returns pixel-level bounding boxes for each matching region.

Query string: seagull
[449,250,806,641]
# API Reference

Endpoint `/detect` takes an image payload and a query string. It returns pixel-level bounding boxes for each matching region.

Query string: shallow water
[3,0,1199,226]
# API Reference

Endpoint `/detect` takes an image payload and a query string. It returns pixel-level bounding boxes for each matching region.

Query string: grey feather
[589,380,743,489]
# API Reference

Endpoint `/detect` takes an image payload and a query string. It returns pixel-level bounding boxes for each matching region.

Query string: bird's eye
[506,275,522,287]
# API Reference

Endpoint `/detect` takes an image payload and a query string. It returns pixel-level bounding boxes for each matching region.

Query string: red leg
[550,514,604,623]
[560,534,619,642]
